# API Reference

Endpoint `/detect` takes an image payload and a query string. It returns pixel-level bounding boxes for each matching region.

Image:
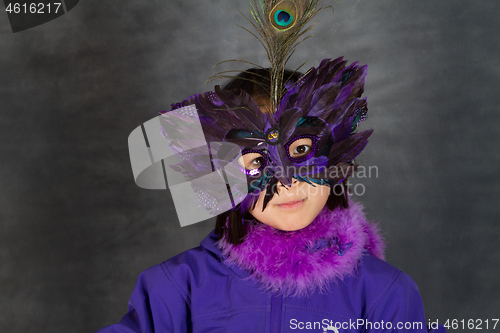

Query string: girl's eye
[250,157,265,167]
[294,145,310,155]
[288,138,313,159]
[238,152,266,171]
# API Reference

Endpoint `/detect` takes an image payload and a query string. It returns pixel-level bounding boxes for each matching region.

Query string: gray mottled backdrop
[1,1,499,332]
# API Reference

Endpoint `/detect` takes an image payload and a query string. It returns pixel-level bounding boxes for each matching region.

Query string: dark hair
[221,67,302,102]
[214,68,350,245]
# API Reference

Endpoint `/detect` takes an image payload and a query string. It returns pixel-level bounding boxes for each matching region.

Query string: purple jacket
[97,230,446,333]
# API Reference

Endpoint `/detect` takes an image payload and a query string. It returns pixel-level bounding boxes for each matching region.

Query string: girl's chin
[268,217,314,231]
[274,224,312,232]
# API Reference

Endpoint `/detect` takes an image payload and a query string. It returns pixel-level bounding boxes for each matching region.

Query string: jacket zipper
[270,292,283,333]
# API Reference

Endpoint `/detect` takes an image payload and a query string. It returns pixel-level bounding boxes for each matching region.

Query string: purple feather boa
[217,201,385,297]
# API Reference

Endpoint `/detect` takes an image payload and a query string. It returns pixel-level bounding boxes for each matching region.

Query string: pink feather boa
[217,202,385,297]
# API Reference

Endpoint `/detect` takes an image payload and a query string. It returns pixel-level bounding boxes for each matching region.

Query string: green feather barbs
[206,0,327,114]
[252,0,325,113]
[270,1,297,30]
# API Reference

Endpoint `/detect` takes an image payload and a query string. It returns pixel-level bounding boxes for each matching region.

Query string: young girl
[98,1,446,332]
[97,64,445,332]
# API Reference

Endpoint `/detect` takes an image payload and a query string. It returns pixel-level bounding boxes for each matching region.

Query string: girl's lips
[276,198,306,210]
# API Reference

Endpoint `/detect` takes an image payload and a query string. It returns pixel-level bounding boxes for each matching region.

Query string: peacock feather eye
[269,1,297,31]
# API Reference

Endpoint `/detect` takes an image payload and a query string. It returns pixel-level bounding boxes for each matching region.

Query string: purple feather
[161,57,374,216]
[218,202,385,297]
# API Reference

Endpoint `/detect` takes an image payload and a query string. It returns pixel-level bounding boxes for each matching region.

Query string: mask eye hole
[238,151,267,175]
[286,136,316,162]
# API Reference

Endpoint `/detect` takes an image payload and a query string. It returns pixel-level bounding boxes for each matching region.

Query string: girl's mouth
[276,198,307,210]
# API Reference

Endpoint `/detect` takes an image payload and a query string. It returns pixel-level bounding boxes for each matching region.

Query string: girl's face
[246,95,330,231]
[248,180,330,231]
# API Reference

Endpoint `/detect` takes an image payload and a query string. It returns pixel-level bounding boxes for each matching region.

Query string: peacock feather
[207,0,328,114]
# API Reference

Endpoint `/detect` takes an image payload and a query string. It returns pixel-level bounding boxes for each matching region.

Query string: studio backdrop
[0,1,499,332]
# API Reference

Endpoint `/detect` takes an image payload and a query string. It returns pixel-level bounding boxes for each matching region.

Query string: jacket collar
[201,201,385,297]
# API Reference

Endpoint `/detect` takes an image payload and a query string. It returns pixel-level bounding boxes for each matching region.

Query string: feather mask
[160,57,372,214]
[128,1,373,226]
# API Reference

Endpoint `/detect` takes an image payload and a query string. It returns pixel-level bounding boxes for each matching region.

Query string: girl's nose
[278,178,299,189]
